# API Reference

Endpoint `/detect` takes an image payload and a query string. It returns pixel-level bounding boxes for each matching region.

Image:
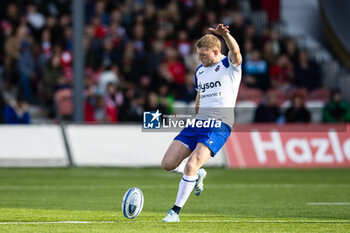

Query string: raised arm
[209,24,242,66]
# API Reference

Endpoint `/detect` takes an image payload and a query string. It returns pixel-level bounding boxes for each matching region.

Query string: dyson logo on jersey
[198,81,221,93]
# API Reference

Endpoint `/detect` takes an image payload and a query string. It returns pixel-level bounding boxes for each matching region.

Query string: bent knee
[161,158,175,171]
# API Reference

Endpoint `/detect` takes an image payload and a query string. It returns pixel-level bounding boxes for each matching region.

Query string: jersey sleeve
[222,56,242,71]
[195,74,198,91]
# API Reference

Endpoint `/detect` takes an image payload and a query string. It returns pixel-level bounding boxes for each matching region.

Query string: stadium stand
[0,0,349,124]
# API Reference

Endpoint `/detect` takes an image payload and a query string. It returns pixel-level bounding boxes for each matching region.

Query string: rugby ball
[121,187,144,219]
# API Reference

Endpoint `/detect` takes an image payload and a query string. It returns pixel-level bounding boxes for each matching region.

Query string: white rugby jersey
[195,56,242,126]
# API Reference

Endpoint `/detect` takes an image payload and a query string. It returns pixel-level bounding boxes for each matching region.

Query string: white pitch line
[1,184,350,190]
[306,202,350,205]
[1,220,350,225]
[0,221,116,225]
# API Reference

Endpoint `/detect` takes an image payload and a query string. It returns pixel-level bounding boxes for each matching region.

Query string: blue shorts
[174,120,232,156]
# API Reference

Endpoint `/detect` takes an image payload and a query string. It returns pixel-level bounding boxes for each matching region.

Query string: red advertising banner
[224,124,350,168]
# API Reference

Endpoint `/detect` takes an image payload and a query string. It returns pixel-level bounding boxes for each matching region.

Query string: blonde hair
[196,34,221,50]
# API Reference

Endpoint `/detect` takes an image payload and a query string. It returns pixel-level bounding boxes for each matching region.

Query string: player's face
[197,47,216,67]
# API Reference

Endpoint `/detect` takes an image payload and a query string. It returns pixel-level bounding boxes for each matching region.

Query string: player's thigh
[185,143,212,175]
[161,140,191,170]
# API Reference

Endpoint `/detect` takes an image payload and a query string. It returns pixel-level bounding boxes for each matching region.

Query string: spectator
[94,95,108,122]
[244,24,260,49]
[243,39,254,61]
[31,43,45,102]
[131,23,147,56]
[5,3,20,27]
[183,42,201,73]
[120,42,139,82]
[46,15,64,46]
[106,21,126,58]
[270,30,281,57]
[27,4,45,35]
[262,40,277,65]
[118,83,144,122]
[269,54,294,93]
[260,26,272,47]
[4,25,29,89]
[54,88,73,121]
[243,49,269,91]
[104,82,123,122]
[283,37,298,66]
[254,91,281,122]
[3,94,31,124]
[64,27,73,51]
[323,89,350,123]
[229,12,245,48]
[186,15,202,40]
[94,0,110,25]
[294,50,320,91]
[40,29,53,62]
[163,46,186,86]
[145,92,166,114]
[284,93,311,123]
[43,55,64,97]
[18,40,35,103]
[165,1,181,27]
[0,21,13,71]
[179,73,197,104]
[158,84,175,114]
[177,30,192,59]
[84,82,98,123]
[147,40,165,77]
[97,64,120,95]
[90,14,107,39]
[43,55,64,117]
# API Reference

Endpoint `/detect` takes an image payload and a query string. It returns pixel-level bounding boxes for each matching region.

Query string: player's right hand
[208,24,230,37]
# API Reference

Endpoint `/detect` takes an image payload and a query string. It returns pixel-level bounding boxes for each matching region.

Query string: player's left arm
[209,24,242,66]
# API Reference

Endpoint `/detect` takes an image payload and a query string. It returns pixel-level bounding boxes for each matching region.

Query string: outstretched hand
[208,24,230,36]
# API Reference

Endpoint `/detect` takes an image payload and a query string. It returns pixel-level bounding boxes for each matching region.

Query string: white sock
[174,174,198,208]
[170,160,186,174]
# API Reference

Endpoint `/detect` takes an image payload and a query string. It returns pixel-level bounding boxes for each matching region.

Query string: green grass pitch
[0,167,350,232]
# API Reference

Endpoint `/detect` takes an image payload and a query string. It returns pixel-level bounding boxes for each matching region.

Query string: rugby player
[161,24,242,222]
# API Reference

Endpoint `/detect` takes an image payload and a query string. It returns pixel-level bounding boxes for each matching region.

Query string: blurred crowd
[0,0,349,124]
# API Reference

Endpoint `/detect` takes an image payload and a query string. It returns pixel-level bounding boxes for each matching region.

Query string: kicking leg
[161,140,191,173]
